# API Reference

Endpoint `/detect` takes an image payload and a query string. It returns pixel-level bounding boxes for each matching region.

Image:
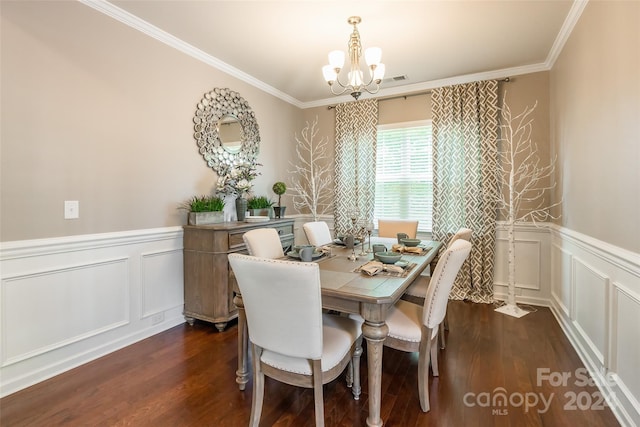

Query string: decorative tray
[245,216,270,223]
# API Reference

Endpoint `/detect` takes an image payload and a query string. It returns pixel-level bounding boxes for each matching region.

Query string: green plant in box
[180,195,226,225]
[182,195,225,212]
[247,196,273,209]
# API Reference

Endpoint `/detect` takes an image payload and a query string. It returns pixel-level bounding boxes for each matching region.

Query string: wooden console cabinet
[182,218,294,331]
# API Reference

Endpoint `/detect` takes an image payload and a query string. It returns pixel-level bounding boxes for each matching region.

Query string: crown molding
[80,0,587,111]
[79,0,305,108]
[545,0,589,68]
[301,62,550,109]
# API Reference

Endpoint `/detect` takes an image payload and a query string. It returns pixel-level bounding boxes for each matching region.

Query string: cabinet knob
[278,229,283,235]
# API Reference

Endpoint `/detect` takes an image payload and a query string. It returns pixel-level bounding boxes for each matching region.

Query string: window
[374,120,432,233]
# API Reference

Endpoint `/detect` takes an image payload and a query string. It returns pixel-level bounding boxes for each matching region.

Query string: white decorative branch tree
[289,117,333,220]
[495,94,561,318]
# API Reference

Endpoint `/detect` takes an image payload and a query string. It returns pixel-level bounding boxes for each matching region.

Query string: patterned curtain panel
[431,80,499,303]
[334,99,378,235]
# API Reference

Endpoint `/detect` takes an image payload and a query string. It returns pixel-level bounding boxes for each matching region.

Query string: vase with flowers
[216,162,261,221]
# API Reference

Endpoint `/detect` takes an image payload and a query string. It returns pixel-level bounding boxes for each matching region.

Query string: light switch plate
[64,200,79,219]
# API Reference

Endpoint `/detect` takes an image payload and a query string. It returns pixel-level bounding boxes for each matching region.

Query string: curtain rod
[326,77,510,109]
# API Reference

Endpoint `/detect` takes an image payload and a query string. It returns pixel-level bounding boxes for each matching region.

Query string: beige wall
[497,72,552,220]
[5,0,633,254]
[550,1,639,253]
[0,1,302,241]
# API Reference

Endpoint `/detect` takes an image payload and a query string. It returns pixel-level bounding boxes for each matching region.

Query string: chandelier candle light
[322,16,385,100]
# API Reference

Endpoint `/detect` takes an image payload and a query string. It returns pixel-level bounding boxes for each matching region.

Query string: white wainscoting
[0,227,185,397]
[493,222,552,306]
[550,225,640,427]
[1,221,638,426]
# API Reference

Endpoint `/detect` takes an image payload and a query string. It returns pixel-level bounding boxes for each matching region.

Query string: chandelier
[322,16,385,100]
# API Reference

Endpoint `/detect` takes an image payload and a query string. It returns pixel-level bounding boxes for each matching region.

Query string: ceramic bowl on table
[400,238,421,247]
[374,251,403,264]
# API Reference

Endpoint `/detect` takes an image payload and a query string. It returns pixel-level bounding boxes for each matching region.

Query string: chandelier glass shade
[322,16,385,100]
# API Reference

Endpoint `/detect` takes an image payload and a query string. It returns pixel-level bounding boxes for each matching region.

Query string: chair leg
[249,344,265,427]
[430,334,439,377]
[312,360,325,427]
[346,360,353,388]
[439,305,450,349]
[351,337,363,400]
[417,326,433,412]
[444,305,450,331]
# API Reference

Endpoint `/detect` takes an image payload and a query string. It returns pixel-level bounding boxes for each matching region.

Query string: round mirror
[193,88,260,175]
[217,115,243,154]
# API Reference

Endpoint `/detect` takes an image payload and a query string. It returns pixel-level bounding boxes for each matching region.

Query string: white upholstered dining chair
[405,227,472,298]
[242,228,284,259]
[403,227,472,348]
[377,219,419,239]
[228,253,364,427]
[383,239,471,412]
[303,221,334,246]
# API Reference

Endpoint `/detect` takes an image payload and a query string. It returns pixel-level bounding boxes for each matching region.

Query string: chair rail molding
[0,227,185,397]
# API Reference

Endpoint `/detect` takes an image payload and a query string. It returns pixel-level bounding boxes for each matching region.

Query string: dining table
[233,236,443,427]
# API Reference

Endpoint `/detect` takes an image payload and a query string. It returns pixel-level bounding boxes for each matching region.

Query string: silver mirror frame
[193,88,260,174]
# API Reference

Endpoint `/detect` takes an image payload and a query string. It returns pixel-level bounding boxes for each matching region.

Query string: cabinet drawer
[273,223,294,237]
[228,223,295,250]
[228,231,246,249]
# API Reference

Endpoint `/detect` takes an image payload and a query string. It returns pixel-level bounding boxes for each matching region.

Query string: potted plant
[180,195,226,225]
[272,181,287,218]
[216,162,261,221]
[246,195,274,218]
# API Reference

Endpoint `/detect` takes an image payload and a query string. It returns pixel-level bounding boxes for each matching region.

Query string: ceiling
[92,1,579,108]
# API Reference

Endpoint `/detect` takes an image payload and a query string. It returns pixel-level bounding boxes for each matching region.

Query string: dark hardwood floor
[1,301,620,427]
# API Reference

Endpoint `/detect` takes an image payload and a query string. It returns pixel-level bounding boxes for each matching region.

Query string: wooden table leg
[233,293,249,391]
[362,319,389,427]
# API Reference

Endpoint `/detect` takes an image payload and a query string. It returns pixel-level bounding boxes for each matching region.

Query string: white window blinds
[374,120,432,232]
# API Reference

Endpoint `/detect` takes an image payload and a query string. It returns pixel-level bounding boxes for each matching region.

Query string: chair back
[228,253,323,359]
[450,228,472,245]
[422,239,471,329]
[243,228,284,259]
[378,219,418,239]
[303,221,334,246]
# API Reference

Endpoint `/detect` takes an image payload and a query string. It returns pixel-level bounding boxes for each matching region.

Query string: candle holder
[366,221,374,253]
[348,209,359,235]
[358,222,368,256]
[345,234,358,261]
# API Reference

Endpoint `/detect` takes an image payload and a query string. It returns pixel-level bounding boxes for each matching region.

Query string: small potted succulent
[180,195,226,225]
[272,181,287,218]
[247,195,274,218]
